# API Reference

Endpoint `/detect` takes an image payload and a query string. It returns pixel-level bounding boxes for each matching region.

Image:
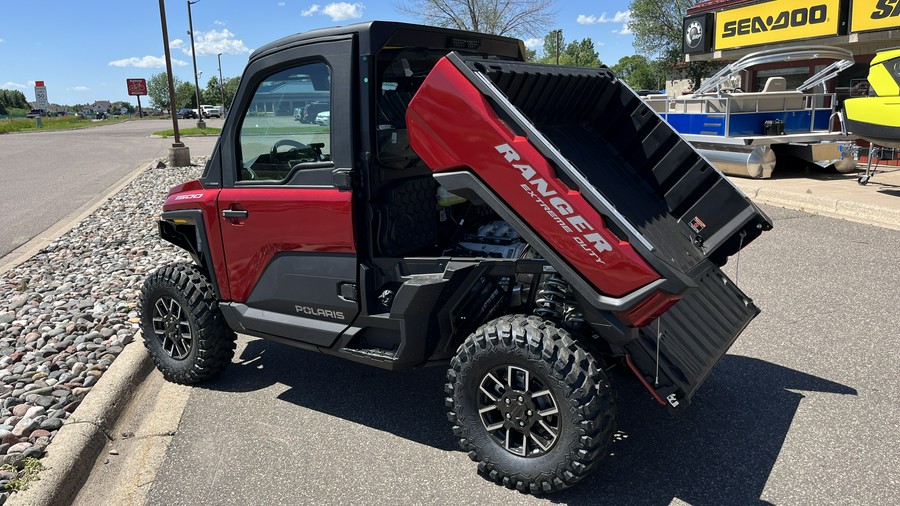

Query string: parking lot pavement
[8,127,900,505]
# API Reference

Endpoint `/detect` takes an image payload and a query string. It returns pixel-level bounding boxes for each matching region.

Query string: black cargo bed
[452,55,772,275]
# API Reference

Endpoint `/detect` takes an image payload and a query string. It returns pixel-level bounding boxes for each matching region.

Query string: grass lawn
[0,116,131,134]
[153,127,222,137]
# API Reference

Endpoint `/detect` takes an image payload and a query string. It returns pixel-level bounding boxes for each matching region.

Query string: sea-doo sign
[683,13,714,54]
[851,0,900,32]
[714,0,842,50]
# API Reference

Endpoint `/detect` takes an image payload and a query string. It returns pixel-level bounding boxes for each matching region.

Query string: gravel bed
[0,159,203,497]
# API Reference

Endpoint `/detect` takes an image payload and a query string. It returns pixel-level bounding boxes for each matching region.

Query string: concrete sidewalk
[8,159,900,505]
[731,163,900,231]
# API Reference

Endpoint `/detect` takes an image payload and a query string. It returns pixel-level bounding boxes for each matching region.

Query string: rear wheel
[446,315,616,493]
[140,263,236,384]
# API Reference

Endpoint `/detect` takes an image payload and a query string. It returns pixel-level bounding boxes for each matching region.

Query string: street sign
[127,78,147,96]
[34,81,49,111]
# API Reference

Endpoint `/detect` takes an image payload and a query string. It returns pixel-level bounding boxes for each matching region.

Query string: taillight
[616,292,681,328]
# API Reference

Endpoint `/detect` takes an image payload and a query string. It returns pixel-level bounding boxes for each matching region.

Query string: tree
[611,54,661,90]
[147,72,183,110]
[0,89,29,110]
[202,76,221,105]
[175,82,197,109]
[628,0,720,89]
[222,76,240,109]
[0,102,6,116]
[541,29,564,64]
[561,38,601,67]
[537,30,601,67]
[395,0,557,38]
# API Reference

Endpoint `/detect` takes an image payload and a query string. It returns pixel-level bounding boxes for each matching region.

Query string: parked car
[295,101,329,123]
[177,108,198,119]
[95,112,108,120]
[25,109,45,119]
[315,110,330,126]
[200,105,222,118]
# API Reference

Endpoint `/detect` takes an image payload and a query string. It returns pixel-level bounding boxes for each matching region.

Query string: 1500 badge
[722,4,828,37]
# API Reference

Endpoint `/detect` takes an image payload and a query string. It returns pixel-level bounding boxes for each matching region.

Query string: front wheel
[446,315,616,494]
[140,263,236,384]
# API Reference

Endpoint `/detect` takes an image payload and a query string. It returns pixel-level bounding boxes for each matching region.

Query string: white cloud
[2,82,26,89]
[578,10,632,35]
[214,20,226,25]
[27,81,36,87]
[323,2,363,21]
[0,37,4,43]
[182,29,250,56]
[303,3,364,21]
[578,11,631,24]
[278,1,286,5]
[108,56,188,68]
[523,38,542,50]
[170,39,184,49]
[67,86,90,91]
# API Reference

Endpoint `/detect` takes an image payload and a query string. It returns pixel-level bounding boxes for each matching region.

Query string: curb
[734,182,900,232]
[6,335,153,506]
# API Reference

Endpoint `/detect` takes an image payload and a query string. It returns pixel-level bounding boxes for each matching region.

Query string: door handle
[222,209,249,219]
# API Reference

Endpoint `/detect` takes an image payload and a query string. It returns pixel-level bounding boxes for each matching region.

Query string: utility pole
[188,0,206,129]
[158,0,189,166]
[218,52,226,115]
[555,30,561,65]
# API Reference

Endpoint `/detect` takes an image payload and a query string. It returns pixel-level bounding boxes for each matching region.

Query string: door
[217,39,359,347]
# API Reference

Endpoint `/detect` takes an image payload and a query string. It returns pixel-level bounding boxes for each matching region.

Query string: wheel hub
[151,296,192,360]
[477,365,560,457]
[497,391,538,428]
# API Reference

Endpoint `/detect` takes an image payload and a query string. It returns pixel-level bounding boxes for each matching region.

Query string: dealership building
[683,0,900,97]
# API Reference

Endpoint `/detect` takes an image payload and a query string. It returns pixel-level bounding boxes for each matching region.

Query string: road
[73,205,900,505]
[0,119,220,259]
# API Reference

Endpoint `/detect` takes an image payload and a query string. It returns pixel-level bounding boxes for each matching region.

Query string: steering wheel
[270,139,308,162]
[241,165,259,180]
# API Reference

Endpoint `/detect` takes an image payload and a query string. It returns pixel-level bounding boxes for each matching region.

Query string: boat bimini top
[692,46,855,97]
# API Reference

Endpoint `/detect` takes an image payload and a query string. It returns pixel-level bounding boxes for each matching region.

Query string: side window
[237,61,331,182]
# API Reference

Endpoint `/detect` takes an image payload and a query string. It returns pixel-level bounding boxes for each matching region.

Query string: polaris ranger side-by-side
[140,21,772,493]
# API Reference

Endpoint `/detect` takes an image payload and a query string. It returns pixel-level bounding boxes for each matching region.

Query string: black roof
[250,20,524,62]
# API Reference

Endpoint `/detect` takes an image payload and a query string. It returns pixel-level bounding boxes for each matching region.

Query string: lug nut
[519,421,525,427]
[517,396,524,403]
[505,398,511,405]
[526,410,533,416]
[506,413,511,419]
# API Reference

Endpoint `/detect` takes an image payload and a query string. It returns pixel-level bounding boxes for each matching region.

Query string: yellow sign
[715,0,842,50]
[851,0,900,32]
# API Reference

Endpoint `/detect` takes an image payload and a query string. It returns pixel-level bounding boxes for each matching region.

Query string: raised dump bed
[408,54,773,408]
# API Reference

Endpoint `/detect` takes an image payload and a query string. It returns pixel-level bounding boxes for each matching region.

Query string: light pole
[158,0,189,166]
[187,0,205,129]
[218,52,226,115]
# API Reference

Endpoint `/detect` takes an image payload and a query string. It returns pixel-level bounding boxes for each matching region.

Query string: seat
[376,177,437,257]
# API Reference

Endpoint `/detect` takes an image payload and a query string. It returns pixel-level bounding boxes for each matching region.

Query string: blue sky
[0,1,636,107]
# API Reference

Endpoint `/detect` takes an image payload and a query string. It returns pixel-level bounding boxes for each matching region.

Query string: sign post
[34,81,49,112]
[127,78,148,117]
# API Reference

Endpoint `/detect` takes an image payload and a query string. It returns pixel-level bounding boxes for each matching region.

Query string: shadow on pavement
[205,341,856,505]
